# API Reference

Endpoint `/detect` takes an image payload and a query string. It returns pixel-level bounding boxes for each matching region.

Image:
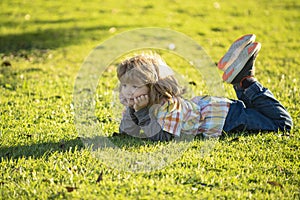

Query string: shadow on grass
[0,134,161,161]
[1,131,281,161]
[0,138,85,161]
[0,25,134,54]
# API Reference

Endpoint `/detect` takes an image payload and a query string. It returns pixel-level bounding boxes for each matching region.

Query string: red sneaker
[218,34,256,71]
[222,42,261,83]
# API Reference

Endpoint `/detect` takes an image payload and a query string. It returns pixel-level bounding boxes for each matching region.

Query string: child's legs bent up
[223,81,292,132]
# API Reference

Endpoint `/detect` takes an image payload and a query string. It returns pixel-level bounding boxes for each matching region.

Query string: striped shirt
[152,96,231,137]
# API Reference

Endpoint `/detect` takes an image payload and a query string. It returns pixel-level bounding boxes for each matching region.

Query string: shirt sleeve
[134,107,173,142]
[119,107,173,142]
[195,96,230,137]
[119,107,141,137]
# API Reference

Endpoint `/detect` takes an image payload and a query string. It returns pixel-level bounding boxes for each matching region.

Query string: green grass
[1,0,299,199]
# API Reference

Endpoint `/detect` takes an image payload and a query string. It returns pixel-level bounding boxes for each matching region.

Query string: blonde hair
[117,53,183,105]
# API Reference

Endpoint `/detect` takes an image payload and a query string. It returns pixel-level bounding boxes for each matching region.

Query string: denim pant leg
[223,82,293,132]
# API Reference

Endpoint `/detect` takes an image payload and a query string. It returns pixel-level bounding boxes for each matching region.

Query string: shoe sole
[222,42,261,83]
[218,34,256,71]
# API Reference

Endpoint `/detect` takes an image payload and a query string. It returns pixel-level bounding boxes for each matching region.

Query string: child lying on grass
[117,34,293,141]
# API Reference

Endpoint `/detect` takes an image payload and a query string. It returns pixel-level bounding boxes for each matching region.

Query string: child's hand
[133,95,149,111]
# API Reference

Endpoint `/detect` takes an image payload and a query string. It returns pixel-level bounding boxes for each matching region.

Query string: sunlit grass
[0,0,299,199]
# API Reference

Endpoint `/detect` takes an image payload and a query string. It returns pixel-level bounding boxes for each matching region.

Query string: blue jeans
[223,82,293,133]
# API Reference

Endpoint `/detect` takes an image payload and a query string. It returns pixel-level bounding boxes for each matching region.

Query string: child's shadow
[105,132,167,148]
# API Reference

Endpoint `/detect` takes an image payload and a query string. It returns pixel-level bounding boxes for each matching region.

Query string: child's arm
[119,107,173,141]
[132,107,173,142]
[119,108,141,137]
[120,94,173,141]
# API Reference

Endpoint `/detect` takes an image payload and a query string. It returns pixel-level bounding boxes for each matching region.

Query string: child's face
[120,80,149,107]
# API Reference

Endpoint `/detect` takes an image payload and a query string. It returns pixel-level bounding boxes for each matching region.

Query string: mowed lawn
[0,0,299,199]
